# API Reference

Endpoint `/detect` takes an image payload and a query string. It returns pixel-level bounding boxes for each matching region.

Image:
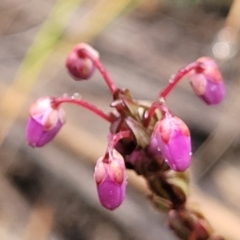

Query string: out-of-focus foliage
[0,0,144,145]
[164,0,232,7]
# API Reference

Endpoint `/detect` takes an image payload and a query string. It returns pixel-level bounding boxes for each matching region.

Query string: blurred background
[0,0,240,239]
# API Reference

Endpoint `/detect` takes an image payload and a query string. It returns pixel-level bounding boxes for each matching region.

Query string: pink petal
[96,175,126,210]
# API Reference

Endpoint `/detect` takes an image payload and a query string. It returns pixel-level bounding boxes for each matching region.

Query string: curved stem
[108,130,131,150]
[159,61,205,99]
[103,130,131,162]
[52,97,112,123]
[82,49,117,95]
[144,101,169,127]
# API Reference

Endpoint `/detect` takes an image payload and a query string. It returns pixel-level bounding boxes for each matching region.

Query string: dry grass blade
[23,203,53,240]
[0,0,83,147]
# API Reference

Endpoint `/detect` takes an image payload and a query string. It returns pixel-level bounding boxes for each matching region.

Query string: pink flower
[94,150,127,210]
[153,115,191,172]
[26,97,66,147]
[188,57,225,105]
[148,130,164,159]
[66,43,99,80]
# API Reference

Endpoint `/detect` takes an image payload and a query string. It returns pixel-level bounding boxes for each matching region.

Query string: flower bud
[94,149,127,210]
[26,97,66,147]
[153,115,191,172]
[66,43,99,80]
[188,57,225,105]
[148,131,163,158]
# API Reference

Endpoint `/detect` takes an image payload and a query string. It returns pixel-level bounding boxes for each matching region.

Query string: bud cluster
[26,43,225,239]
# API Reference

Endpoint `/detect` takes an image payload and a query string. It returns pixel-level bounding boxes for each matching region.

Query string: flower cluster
[26,43,225,239]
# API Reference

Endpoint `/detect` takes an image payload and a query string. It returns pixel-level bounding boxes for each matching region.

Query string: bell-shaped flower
[26,97,66,147]
[188,57,225,105]
[66,43,99,80]
[152,114,191,172]
[94,149,127,210]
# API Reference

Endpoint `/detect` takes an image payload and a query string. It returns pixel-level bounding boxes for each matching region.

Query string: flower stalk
[81,48,117,94]
[159,61,205,99]
[52,97,113,123]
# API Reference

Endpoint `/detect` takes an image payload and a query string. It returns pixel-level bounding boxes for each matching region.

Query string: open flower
[188,57,225,105]
[66,43,99,80]
[94,149,127,210]
[26,97,66,147]
[152,114,191,172]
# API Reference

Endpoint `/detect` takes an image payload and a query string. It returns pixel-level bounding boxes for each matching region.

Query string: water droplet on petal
[157,147,161,152]
[189,152,192,156]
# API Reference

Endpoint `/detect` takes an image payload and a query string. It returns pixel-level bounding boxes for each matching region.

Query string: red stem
[108,130,131,150]
[81,49,117,95]
[104,130,131,162]
[52,97,112,123]
[159,61,205,99]
[144,101,169,127]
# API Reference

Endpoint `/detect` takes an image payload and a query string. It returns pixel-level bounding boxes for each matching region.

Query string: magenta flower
[66,43,99,80]
[153,115,191,172]
[148,131,164,159]
[94,150,127,210]
[26,97,66,147]
[188,57,225,105]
